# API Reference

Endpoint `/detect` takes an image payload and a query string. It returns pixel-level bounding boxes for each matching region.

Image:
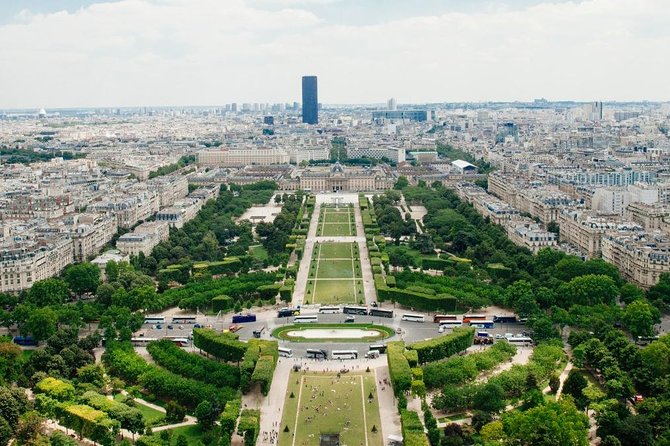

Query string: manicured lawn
[114,394,166,426]
[272,323,394,342]
[249,244,269,261]
[316,259,357,278]
[307,242,363,304]
[315,242,358,259]
[279,371,383,446]
[317,206,356,237]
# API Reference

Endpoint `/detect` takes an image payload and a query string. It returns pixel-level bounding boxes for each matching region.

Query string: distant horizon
[1,0,667,109]
[2,98,668,114]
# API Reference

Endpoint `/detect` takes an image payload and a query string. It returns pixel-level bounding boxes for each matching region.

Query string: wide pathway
[292,201,321,307]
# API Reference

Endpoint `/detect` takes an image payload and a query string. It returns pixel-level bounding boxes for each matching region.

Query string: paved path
[255,360,293,445]
[353,198,377,305]
[292,201,321,307]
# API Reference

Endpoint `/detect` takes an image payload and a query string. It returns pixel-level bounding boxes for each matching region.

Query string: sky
[0,0,668,109]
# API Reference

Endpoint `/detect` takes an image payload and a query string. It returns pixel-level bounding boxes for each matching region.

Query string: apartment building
[70,213,118,262]
[625,202,669,232]
[0,236,74,292]
[116,221,170,257]
[198,148,290,166]
[602,233,670,288]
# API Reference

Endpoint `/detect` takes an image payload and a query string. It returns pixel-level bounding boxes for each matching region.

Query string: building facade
[302,76,318,125]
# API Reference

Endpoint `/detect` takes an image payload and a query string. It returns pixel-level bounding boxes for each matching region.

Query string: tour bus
[369,308,394,318]
[332,350,358,360]
[343,305,368,315]
[439,320,463,328]
[171,316,197,324]
[306,348,328,359]
[130,337,158,346]
[169,338,190,347]
[278,307,300,318]
[469,320,495,329]
[433,314,458,323]
[278,347,293,358]
[294,315,319,323]
[232,314,257,323]
[144,316,165,325]
[493,315,517,324]
[319,306,341,314]
[507,336,533,346]
[369,344,387,354]
[13,336,38,346]
[401,313,425,323]
[364,350,380,359]
[462,314,487,323]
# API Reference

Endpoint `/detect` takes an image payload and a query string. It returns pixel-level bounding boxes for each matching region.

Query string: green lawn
[317,206,356,237]
[307,242,363,304]
[249,244,269,261]
[315,242,358,259]
[279,372,383,446]
[272,323,394,342]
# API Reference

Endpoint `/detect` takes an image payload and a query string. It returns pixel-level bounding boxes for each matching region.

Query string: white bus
[294,315,319,323]
[332,350,358,360]
[439,320,463,328]
[278,347,293,358]
[319,306,341,314]
[171,316,196,324]
[507,336,533,346]
[131,337,158,346]
[144,316,165,325]
[401,313,425,323]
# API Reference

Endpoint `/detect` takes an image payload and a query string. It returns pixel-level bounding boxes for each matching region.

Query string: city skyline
[0,0,668,109]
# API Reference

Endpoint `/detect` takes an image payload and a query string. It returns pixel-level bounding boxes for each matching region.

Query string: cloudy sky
[0,0,668,108]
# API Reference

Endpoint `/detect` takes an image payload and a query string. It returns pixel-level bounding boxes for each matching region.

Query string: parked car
[345,316,356,323]
[194,323,202,328]
[167,325,174,330]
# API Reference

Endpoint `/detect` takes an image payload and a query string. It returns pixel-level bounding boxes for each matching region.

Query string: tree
[549,373,560,394]
[0,416,11,446]
[394,176,409,190]
[562,370,588,409]
[24,307,58,341]
[0,386,29,429]
[105,261,120,282]
[63,263,100,296]
[195,401,217,430]
[28,278,70,307]
[176,434,189,446]
[559,274,619,307]
[473,383,506,414]
[620,283,645,304]
[547,221,560,236]
[622,299,660,338]
[14,411,44,444]
[503,399,589,446]
[166,401,186,424]
[528,317,560,342]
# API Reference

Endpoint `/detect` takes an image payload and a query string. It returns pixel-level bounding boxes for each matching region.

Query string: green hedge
[385,276,396,287]
[193,328,247,362]
[220,399,241,441]
[251,356,276,396]
[400,410,430,446]
[408,327,474,363]
[377,286,457,312]
[212,295,233,312]
[257,283,281,299]
[241,339,278,393]
[147,339,240,388]
[35,377,75,401]
[193,258,243,275]
[79,391,144,433]
[238,409,261,446]
[420,257,452,270]
[279,285,293,302]
[387,341,412,396]
[404,349,419,367]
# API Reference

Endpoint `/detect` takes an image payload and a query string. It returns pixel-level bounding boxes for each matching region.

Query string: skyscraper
[302,75,318,124]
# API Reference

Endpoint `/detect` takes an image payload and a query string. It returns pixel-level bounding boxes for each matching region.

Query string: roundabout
[272,323,394,342]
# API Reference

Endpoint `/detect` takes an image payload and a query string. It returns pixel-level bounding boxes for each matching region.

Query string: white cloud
[0,0,667,108]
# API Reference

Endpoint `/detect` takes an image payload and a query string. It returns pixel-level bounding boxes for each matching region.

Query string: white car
[438,326,445,333]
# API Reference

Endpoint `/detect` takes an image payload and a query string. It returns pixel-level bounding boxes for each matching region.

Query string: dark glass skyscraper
[302,75,318,124]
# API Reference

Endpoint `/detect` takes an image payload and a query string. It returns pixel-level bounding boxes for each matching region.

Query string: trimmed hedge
[387,341,412,396]
[385,276,396,287]
[193,328,247,362]
[404,350,419,368]
[193,258,243,275]
[241,339,278,393]
[35,377,75,402]
[58,403,120,446]
[377,286,457,312]
[420,257,452,271]
[147,339,240,388]
[408,327,474,364]
[79,391,144,433]
[238,409,261,446]
[251,356,276,396]
[400,410,430,446]
[220,399,242,442]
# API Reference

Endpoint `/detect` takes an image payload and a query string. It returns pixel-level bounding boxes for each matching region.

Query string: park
[316,204,357,237]
[305,242,364,305]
